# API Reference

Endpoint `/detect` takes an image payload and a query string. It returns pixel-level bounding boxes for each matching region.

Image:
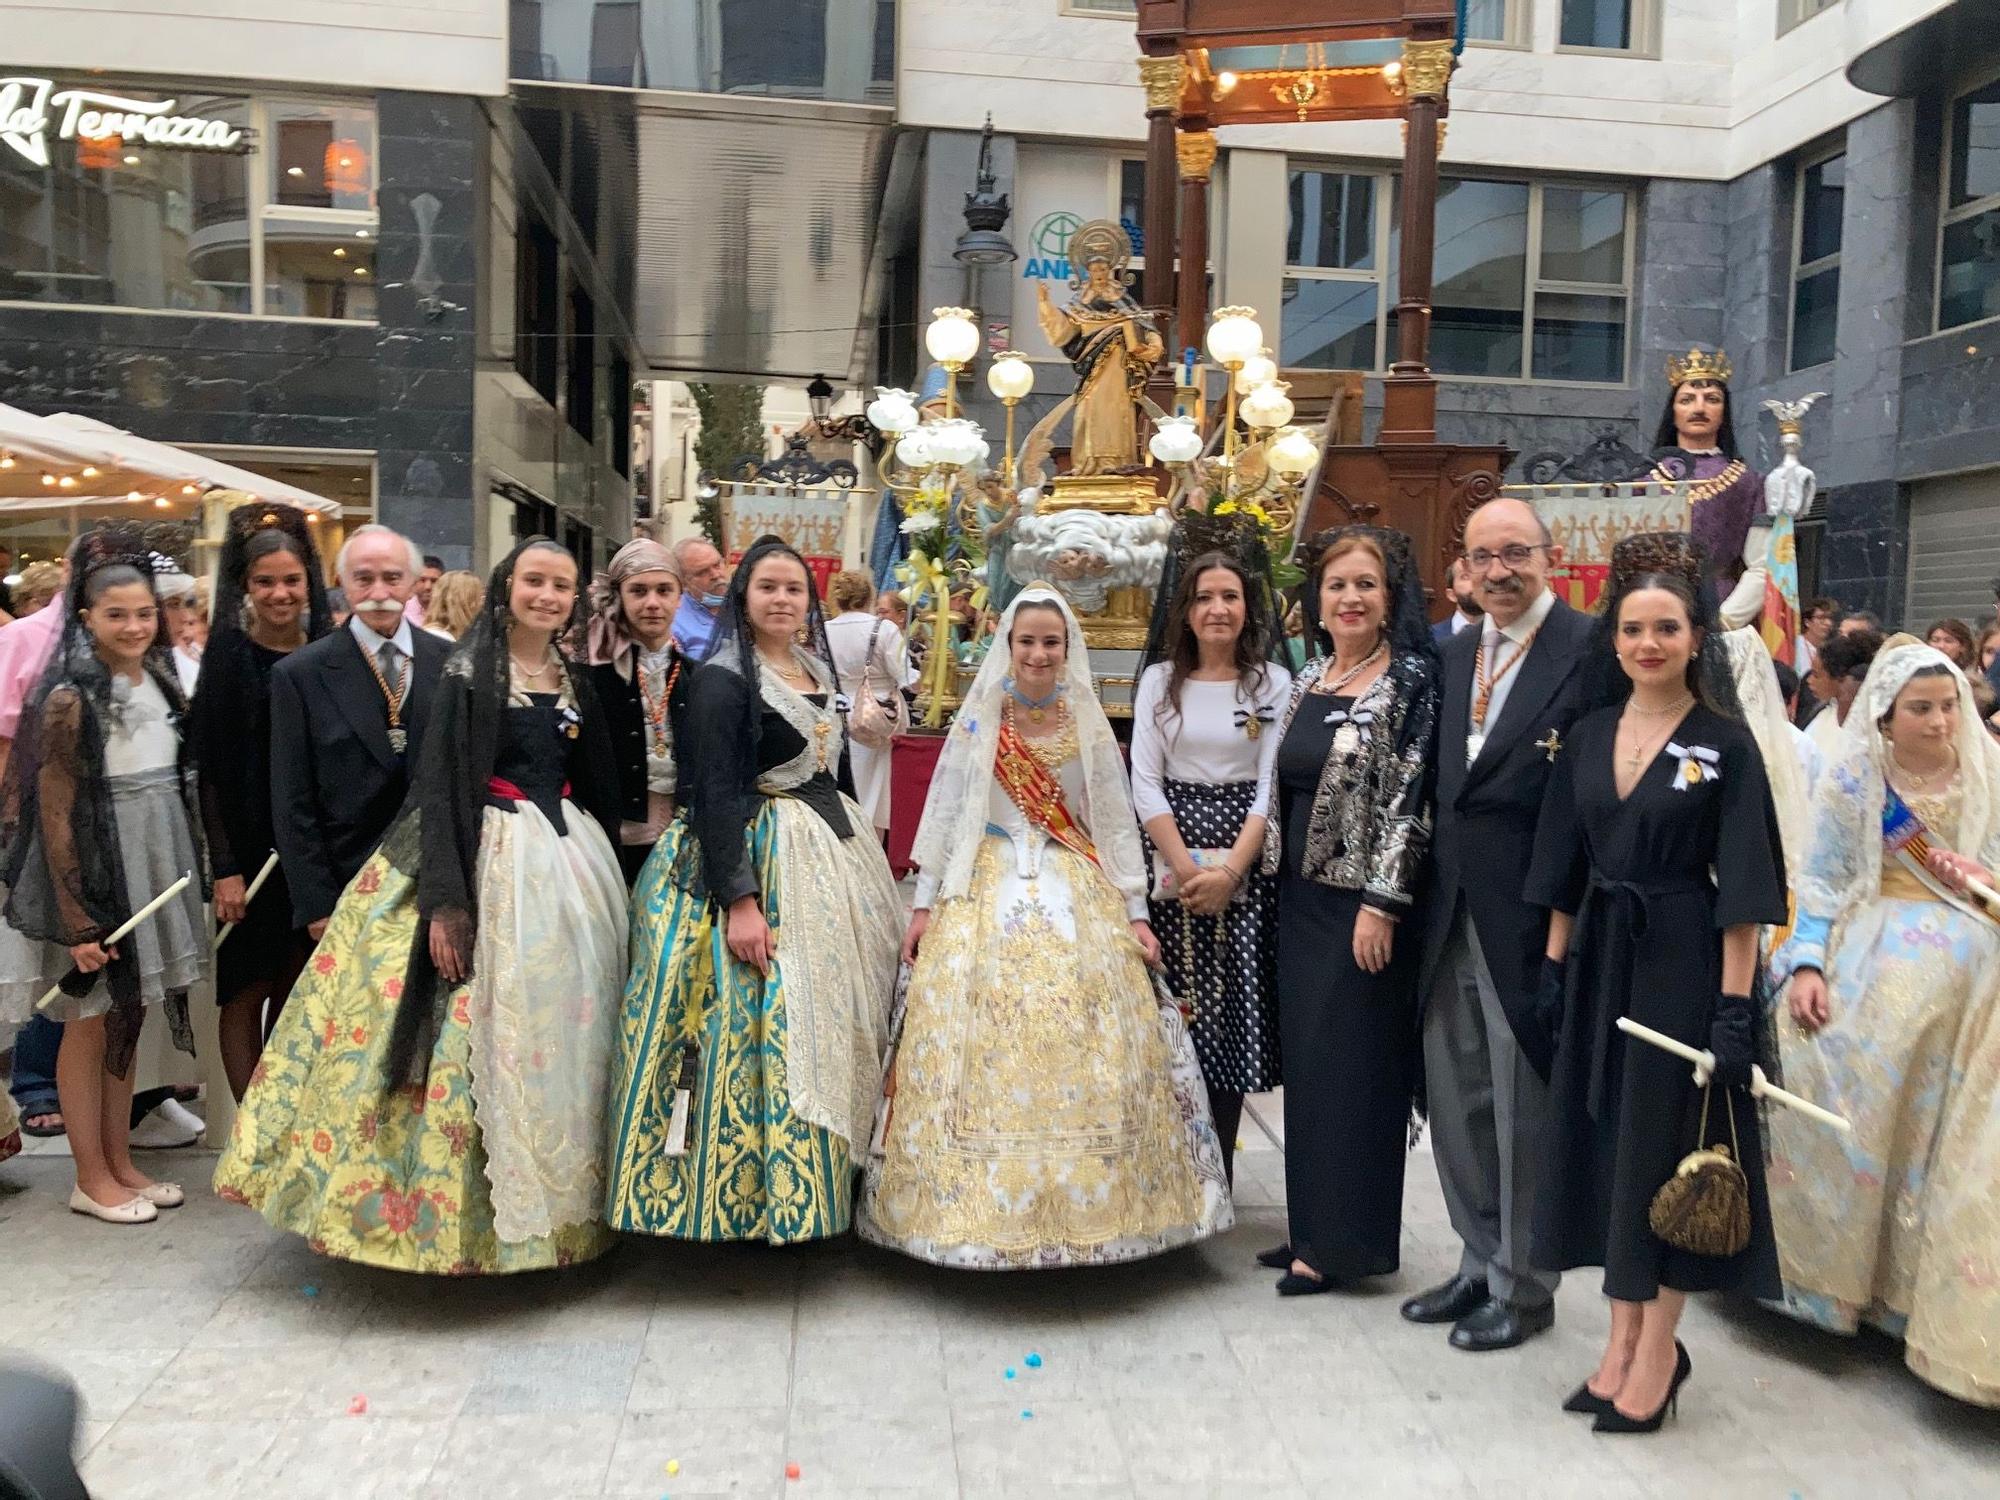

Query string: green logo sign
[1024,211,1081,281]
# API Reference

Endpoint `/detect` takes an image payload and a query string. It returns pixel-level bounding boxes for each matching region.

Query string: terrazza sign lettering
[0,76,244,167]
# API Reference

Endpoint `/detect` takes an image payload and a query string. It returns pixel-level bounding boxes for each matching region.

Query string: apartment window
[1778,0,1840,36]
[1281,167,1630,384]
[1789,149,1844,370]
[590,2,644,88]
[1281,171,1380,372]
[566,285,597,440]
[1119,159,1147,258]
[1559,0,1658,54]
[515,210,560,404]
[1061,0,1138,14]
[1940,76,2000,332]
[0,92,377,320]
[1462,0,1525,47]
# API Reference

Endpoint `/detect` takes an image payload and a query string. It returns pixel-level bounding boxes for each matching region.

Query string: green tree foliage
[688,381,766,545]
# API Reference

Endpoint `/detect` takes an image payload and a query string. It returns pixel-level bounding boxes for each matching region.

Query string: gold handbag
[1647,1083,1751,1258]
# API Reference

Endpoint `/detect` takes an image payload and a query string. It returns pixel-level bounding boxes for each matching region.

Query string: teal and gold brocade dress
[605,657,903,1243]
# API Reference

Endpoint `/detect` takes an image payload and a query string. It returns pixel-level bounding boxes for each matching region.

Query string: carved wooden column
[1175,127,1215,357]
[1137,54,1184,324]
[1380,38,1454,446]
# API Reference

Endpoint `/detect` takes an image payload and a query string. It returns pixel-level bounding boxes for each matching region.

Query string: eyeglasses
[1464,544,1548,571]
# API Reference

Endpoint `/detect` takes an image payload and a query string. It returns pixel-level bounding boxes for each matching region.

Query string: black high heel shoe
[1256,1244,1294,1269]
[1592,1341,1691,1434]
[1561,1382,1615,1417]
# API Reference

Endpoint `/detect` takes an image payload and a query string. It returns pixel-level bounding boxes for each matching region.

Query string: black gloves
[1521,957,1567,1082]
[1708,992,1757,1089]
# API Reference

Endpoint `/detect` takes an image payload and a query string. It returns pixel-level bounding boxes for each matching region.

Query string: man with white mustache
[268,524,449,940]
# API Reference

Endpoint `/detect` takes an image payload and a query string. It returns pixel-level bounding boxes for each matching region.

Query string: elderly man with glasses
[1404,497,1598,1353]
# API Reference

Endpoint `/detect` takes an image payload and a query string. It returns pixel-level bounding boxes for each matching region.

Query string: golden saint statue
[1035,219,1164,476]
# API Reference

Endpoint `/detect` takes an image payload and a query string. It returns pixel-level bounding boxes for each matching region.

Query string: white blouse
[104,671,180,777]
[1128,661,1292,826]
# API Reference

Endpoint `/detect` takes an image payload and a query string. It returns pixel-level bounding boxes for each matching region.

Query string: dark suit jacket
[1417,596,1595,1074]
[268,625,449,928]
[1430,617,1455,648]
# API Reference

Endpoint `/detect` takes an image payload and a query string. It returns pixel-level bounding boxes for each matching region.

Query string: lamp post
[806,373,835,426]
[924,307,980,418]
[985,351,1035,488]
[1205,306,1264,471]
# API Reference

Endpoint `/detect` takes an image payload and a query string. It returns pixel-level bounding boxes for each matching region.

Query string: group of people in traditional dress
[3,347,1997,1432]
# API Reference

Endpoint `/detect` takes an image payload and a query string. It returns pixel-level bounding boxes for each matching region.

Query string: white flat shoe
[136,1181,185,1208]
[69,1187,159,1224]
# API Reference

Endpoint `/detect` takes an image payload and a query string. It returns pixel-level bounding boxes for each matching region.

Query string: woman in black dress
[1263,526,1438,1294]
[187,504,332,1099]
[582,538,691,884]
[1527,532,1787,1433]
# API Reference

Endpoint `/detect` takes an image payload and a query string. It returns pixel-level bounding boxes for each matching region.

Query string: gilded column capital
[1400,38,1455,100]
[1176,129,1217,182]
[1138,54,1186,114]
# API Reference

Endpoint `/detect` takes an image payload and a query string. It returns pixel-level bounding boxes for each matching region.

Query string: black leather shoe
[1255,1244,1294,1270]
[1449,1297,1555,1351]
[1399,1274,1489,1325]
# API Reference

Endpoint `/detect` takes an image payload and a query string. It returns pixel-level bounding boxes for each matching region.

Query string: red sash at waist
[487,776,571,803]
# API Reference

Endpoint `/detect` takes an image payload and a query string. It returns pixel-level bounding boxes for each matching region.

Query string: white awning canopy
[0,404,343,515]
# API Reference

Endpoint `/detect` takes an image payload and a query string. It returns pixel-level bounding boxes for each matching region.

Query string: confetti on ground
[1004,1367,1016,1379]
[300,1284,319,1298]
[1024,1353,1043,1368]
[347,1396,367,1415]
[785,1462,802,1481]
[665,1460,679,1476]
[1021,1409,1033,1420]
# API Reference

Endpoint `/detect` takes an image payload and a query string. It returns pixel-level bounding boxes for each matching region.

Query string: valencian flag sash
[992,716,1099,867]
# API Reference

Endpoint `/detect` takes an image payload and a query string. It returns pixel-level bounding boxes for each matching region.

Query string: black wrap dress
[1526,702,1787,1300]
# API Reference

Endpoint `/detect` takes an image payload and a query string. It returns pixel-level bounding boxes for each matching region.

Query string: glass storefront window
[0,93,252,312]
[1428,178,1529,378]
[0,85,377,321]
[1281,277,1378,372]
[270,101,376,211]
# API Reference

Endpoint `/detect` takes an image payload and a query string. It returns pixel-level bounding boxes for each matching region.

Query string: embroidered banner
[1502,480,1692,612]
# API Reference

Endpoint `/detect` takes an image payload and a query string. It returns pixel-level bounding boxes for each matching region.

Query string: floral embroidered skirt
[1770,894,2000,1406]
[214,801,626,1275]
[606,796,902,1244]
[857,834,1233,1269]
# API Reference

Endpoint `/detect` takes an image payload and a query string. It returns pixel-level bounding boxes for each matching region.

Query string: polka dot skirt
[1144,777,1282,1094]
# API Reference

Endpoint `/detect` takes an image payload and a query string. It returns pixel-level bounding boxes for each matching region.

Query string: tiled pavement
[3,1101,1997,1499]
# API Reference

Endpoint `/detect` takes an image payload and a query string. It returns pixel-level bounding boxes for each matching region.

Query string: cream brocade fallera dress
[1771,777,2000,1407]
[857,714,1233,1269]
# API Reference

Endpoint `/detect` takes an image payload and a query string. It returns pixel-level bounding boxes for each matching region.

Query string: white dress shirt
[349,610,416,669]
[1449,609,1477,635]
[1467,584,1558,760]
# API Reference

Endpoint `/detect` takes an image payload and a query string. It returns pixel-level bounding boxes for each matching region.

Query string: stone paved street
[4,1102,1997,1499]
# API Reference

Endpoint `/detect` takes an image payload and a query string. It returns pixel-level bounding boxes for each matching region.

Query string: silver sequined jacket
[1262,649,1439,912]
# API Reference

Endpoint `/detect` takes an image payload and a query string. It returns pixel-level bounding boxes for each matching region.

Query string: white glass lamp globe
[1266,425,1320,478]
[1234,351,1277,394]
[928,418,985,468]
[986,353,1035,401]
[896,426,937,470]
[1206,306,1264,368]
[866,387,921,434]
[925,307,981,368]
[1147,414,1205,465]
[1239,382,1295,431]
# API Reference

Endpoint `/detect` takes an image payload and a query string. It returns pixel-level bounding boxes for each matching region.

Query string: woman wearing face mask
[215,540,628,1273]
[857,586,1231,1267]
[1260,526,1438,1295]
[584,539,691,884]
[186,504,333,1100]
[0,532,209,1223]
[1529,533,1788,1433]
[1130,526,1291,1188]
[1769,638,2000,1408]
[607,538,902,1244]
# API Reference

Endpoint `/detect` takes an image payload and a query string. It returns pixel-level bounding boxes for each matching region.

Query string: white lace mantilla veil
[907,586,1148,912]
[1800,635,2000,936]
[1722,628,1811,881]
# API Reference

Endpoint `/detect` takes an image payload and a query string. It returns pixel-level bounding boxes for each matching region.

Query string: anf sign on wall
[0,76,244,168]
